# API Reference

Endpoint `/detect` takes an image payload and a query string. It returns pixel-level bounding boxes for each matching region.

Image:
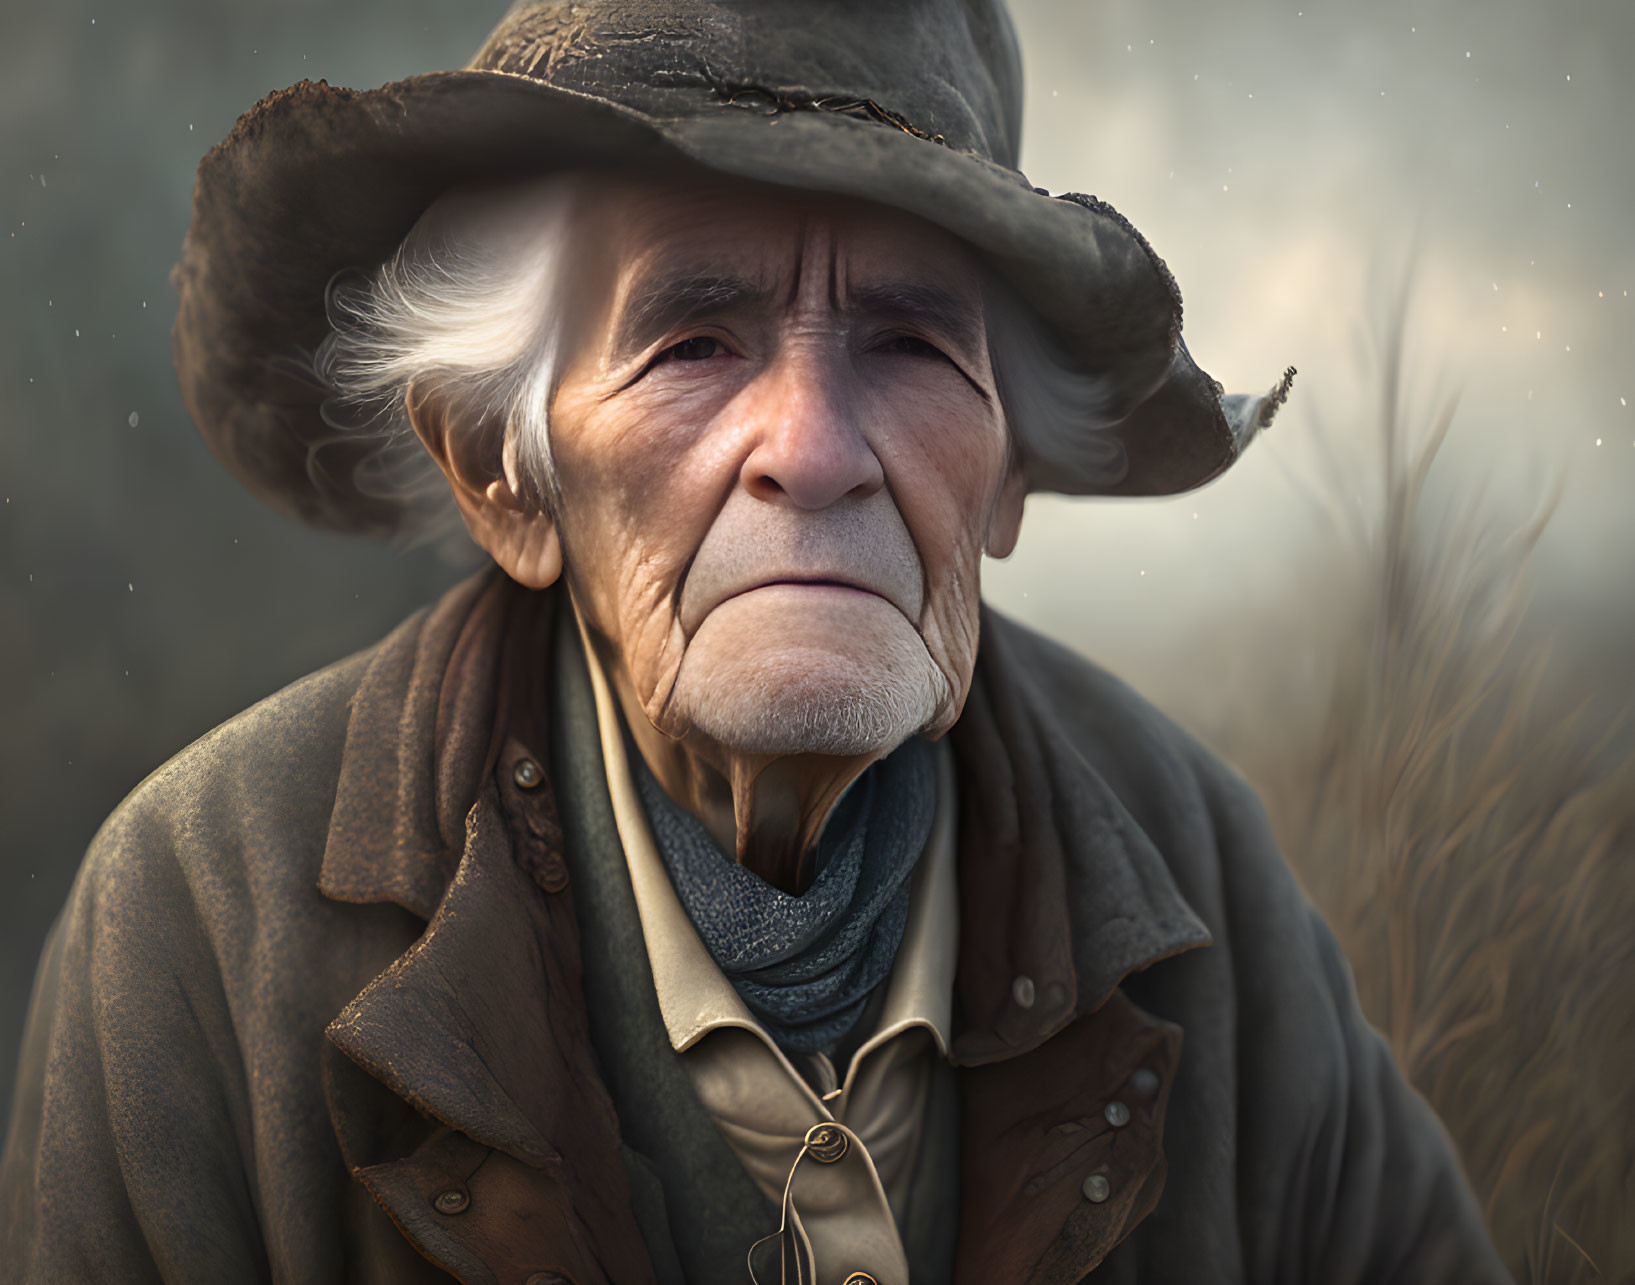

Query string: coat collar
[320,568,569,1170]
[316,567,517,920]
[318,567,1211,1150]
[945,603,1213,1065]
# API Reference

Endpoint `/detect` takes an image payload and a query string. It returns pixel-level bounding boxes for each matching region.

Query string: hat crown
[469,0,1024,168]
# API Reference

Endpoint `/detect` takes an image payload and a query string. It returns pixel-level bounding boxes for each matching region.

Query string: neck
[599,661,879,895]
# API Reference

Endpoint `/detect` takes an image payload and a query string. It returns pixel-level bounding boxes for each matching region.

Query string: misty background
[4,0,1631,1271]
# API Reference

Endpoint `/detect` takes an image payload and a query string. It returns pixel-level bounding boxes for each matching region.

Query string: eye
[877,334,950,362]
[657,335,725,362]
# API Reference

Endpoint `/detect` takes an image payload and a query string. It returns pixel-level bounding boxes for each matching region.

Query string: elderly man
[2,2,1510,1283]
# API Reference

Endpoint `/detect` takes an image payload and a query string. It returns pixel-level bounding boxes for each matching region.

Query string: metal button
[842,1275,880,1285]
[432,1187,469,1215]
[1128,1067,1160,1097]
[513,757,543,789]
[1011,975,1036,1009]
[1104,1100,1131,1128]
[1081,1173,1112,1203]
[803,1122,849,1163]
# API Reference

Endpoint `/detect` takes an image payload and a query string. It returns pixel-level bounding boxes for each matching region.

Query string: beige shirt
[579,625,958,1285]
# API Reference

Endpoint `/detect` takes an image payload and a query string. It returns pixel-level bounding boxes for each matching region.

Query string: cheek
[549,385,739,705]
[867,381,1007,559]
[864,382,1008,668]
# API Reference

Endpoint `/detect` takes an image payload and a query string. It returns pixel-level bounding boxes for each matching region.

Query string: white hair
[312,175,590,549]
[312,173,1127,549]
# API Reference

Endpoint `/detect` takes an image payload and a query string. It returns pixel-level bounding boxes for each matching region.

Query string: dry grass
[1195,293,1635,1282]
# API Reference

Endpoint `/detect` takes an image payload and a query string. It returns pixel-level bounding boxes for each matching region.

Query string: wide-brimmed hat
[171,0,1294,538]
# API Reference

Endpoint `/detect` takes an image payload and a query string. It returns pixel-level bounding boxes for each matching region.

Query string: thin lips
[683,568,911,634]
[716,574,892,611]
[676,494,926,635]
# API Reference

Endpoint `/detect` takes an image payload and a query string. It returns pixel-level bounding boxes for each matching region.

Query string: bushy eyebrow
[846,280,986,357]
[606,267,987,370]
[610,269,765,361]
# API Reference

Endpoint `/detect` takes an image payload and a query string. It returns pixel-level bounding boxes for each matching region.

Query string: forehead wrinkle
[785,211,814,311]
[775,216,869,324]
[826,221,841,313]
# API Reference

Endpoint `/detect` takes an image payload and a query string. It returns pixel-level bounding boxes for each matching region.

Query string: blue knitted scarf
[632,735,936,1055]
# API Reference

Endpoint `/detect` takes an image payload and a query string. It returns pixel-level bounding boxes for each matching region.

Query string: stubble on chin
[665,623,953,758]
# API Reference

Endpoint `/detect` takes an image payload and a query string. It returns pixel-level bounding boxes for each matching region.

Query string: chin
[668,588,952,757]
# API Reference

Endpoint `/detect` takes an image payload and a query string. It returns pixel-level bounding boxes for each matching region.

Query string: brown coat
[1,568,1510,1283]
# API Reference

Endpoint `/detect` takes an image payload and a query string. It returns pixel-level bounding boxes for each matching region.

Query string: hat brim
[171,71,1290,537]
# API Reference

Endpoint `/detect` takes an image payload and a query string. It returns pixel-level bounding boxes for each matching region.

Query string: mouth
[675,497,927,634]
[722,576,886,604]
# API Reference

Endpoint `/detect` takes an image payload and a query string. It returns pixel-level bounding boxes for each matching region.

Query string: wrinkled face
[548,174,1024,758]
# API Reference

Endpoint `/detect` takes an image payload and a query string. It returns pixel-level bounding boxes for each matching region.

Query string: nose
[737,347,884,509]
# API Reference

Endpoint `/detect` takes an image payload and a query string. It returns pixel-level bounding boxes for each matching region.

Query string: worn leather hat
[171,0,1294,538]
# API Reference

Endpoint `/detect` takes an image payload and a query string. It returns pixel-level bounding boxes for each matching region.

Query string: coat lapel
[947,606,1213,1282]
[316,570,657,1284]
[325,782,560,1169]
[947,604,1213,1066]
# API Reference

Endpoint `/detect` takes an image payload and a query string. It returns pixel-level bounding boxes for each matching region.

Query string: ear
[405,379,562,589]
[982,454,1028,559]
